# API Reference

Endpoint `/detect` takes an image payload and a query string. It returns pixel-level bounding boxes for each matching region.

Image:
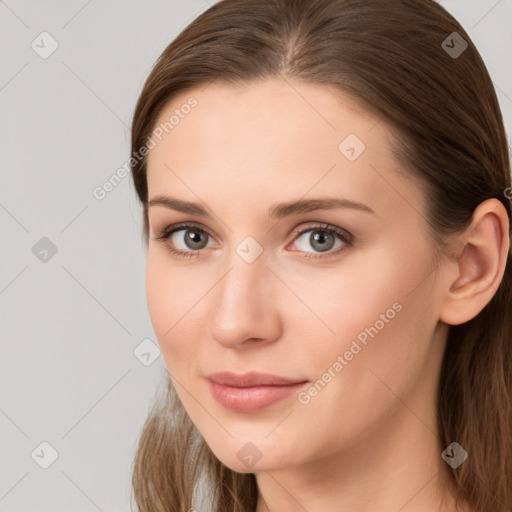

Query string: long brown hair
[129,1,512,511]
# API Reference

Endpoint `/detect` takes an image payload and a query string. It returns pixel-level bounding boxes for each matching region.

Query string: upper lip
[206,371,307,387]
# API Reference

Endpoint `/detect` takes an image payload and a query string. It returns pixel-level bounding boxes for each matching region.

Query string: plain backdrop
[1,1,511,510]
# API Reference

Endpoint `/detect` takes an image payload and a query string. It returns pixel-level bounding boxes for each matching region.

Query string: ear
[439,198,510,326]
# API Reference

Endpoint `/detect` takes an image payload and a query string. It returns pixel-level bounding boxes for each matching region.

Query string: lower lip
[207,379,308,413]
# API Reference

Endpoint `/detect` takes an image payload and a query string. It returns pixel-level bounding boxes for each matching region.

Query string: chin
[204,436,293,474]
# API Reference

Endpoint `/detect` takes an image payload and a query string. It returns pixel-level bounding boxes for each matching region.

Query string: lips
[205,371,309,413]
[206,371,307,387]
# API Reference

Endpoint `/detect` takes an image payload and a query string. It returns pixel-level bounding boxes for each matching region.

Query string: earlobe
[439,199,510,326]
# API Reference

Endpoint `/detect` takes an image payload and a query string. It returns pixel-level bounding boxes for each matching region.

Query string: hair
[128,1,512,511]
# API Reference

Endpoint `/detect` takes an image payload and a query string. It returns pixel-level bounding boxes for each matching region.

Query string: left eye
[290,225,352,256]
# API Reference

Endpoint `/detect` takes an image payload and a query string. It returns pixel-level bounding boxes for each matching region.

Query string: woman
[129,1,512,511]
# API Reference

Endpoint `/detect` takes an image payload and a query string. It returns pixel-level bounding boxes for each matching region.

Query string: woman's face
[145,78,450,473]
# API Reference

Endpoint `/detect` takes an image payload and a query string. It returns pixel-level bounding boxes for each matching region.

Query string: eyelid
[289,221,353,244]
[153,221,217,242]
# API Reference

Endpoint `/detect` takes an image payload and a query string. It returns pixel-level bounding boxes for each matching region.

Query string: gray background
[1,1,511,510]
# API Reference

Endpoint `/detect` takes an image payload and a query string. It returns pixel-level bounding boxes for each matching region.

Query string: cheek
[279,247,440,454]
[145,252,172,339]
[145,250,201,370]
[290,244,438,381]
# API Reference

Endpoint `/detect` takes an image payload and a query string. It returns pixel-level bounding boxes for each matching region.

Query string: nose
[208,255,282,349]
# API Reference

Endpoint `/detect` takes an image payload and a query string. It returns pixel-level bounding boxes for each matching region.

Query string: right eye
[154,222,216,259]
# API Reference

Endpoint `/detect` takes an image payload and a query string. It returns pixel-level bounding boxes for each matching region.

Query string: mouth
[205,371,309,413]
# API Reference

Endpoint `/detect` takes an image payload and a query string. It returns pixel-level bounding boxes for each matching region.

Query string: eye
[288,223,353,259]
[153,222,215,259]
[153,222,353,260]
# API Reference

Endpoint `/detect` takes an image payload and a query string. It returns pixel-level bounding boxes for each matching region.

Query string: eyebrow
[147,195,375,220]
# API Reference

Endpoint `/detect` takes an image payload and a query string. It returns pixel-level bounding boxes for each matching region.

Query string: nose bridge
[208,245,280,347]
[215,249,268,319]
[219,231,271,304]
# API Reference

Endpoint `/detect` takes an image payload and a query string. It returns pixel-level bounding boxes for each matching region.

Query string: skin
[144,78,509,512]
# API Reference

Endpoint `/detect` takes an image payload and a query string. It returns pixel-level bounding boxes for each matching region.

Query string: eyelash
[153,221,354,260]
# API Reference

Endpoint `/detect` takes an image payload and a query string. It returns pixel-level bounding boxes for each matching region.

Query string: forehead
[145,78,423,221]
[148,78,376,162]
